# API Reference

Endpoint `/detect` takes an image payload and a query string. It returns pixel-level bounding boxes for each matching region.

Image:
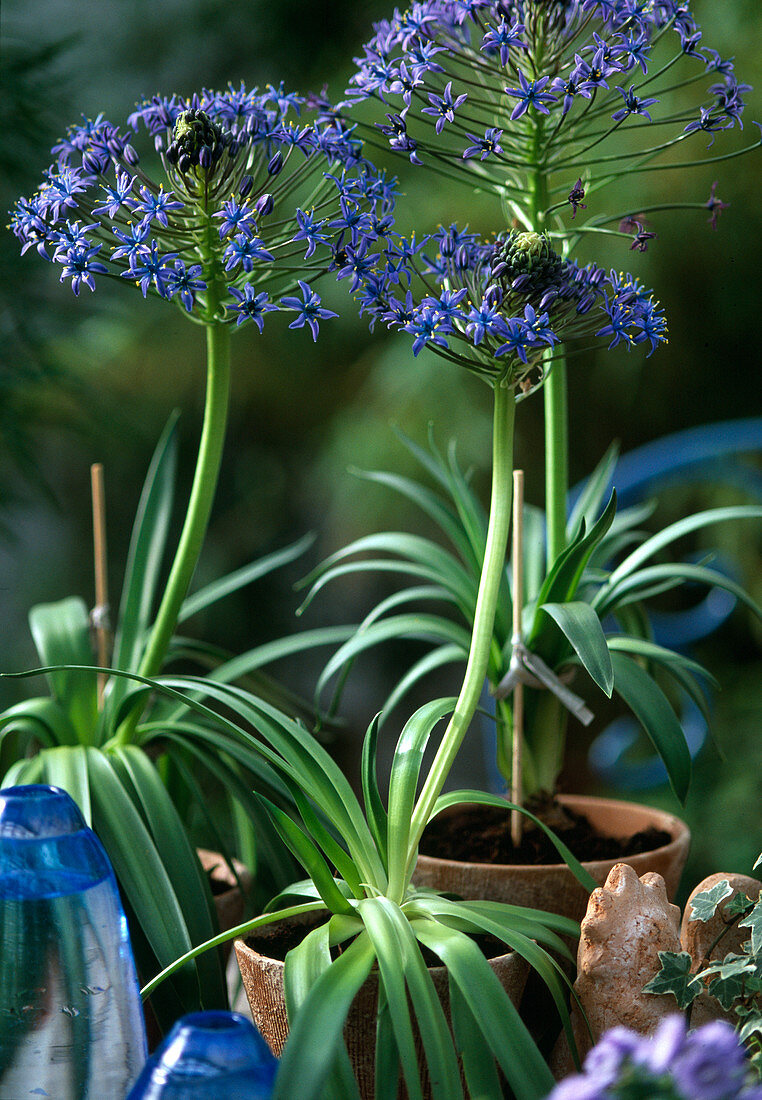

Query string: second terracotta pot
[235,911,530,1100]
[413,794,690,924]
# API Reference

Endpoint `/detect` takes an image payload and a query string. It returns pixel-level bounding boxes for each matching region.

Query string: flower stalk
[400,378,516,894]
[138,319,231,680]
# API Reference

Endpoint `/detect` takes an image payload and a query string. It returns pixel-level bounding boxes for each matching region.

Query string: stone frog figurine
[552,862,761,1074]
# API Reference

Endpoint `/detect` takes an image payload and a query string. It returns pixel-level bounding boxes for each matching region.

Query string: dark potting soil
[246,912,506,969]
[419,796,671,865]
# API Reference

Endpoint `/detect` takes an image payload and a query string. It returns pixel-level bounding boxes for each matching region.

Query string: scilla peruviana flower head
[355,219,667,393]
[344,1,759,249]
[10,83,397,340]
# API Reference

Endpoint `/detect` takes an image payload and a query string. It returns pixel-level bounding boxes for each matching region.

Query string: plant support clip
[493,633,594,726]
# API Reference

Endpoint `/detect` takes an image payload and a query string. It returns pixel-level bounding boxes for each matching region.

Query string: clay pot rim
[417,793,690,875]
[196,846,251,898]
[234,918,520,979]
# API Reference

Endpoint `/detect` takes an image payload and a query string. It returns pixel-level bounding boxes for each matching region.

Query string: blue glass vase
[128,1011,278,1098]
[0,784,148,1097]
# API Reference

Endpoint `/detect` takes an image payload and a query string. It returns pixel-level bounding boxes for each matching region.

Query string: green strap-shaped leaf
[449,973,503,1099]
[299,532,476,614]
[375,991,403,1100]
[363,896,462,1100]
[108,745,227,1004]
[28,598,98,743]
[260,796,355,916]
[411,894,577,1063]
[350,465,476,568]
[2,756,44,788]
[382,644,468,726]
[566,442,619,540]
[597,561,762,622]
[316,615,472,701]
[359,898,426,1100]
[108,413,179,715]
[610,651,692,803]
[412,920,555,1100]
[530,491,618,633]
[607,505,762,586]
[540,601,614,697]
[606,636,716,744]
[285,781,365,899]
[179,533,315,623]
[361,714,388,866]
[387,698,456,888]
[37,745,92,825]
[284,920,363,1100]
[83,749,198,989]
[0,696,75,749]
[274,930,376,1100]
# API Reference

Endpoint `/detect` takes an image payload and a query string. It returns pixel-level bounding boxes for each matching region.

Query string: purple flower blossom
[166,260,206,312]
[611,86,659,122]
[568,178,587,219]
[704,181,730,230]
[12,83,395,338]
[227,285,277,330]
[280,280,338,341]
[546,1017,760,1100]
[421,81,467,135]
[481,18,526,66]
[462,127,503,161]
[504,72,557,120]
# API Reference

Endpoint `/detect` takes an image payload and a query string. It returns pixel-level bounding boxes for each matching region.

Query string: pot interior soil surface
[245,911,506,970]
[419,796,671,866]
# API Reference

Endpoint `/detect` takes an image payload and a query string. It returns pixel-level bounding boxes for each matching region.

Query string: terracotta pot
[413,794,690,925]
[235,911,529,1100]
[197,847,253,956]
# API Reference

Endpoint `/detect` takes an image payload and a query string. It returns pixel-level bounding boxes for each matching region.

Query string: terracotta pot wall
[413,795,690,925]
[235,914,530,1100]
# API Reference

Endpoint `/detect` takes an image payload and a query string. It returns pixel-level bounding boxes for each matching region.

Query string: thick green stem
[543,345,569,568]
[138,321,231,680]
[527,121,569,571]
[398,382,516,899]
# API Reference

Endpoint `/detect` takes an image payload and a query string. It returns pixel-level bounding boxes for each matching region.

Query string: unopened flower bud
[267,152,283,176]
[255,192,274,216]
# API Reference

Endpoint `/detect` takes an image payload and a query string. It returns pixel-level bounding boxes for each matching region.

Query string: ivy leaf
[689,880,733,922]
[705,965,750,1011]
[643,951,701,1009]
[739,899,762,955]
[737,1008,762,1044]
[724,893,757,919]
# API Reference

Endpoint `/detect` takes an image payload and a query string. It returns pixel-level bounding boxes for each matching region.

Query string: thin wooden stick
[510,469,525,848]
[91,463,109,708]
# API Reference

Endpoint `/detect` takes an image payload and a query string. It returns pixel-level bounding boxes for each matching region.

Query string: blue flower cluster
[10,84,397,338]
[548,1016,762,1100]
[345,1,756,243]
[352,221,667,387]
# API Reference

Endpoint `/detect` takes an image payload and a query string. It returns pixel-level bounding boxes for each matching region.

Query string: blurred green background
[1,0,761,902]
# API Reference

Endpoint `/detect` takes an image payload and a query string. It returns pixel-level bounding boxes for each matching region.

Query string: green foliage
[644,862,762,1075]
[139,678,589,1099]
[300,430,762,802]
[0,418,348,1030]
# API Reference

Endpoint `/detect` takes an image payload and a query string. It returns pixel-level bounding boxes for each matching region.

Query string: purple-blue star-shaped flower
[280,280,338,341]
[504,72,557,120]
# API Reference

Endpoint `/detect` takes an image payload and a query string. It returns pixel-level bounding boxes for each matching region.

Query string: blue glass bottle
[0,784,147,1097]
[128,1011,277,1098]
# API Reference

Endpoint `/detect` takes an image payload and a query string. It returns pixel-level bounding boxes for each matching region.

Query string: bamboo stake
[90,463,109,708]
[510,469,525,848]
